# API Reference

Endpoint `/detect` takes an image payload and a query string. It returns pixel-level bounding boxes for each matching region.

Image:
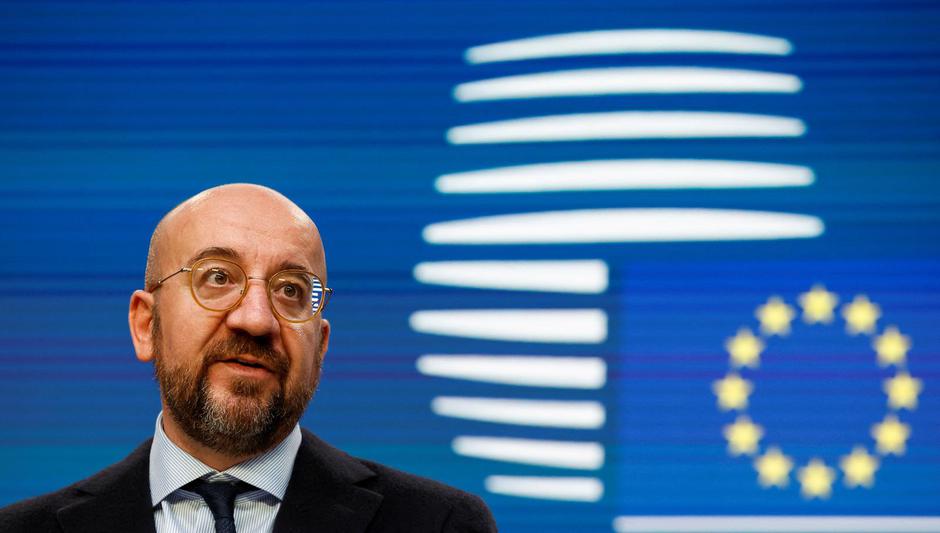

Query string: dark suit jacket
[0,429,497,532]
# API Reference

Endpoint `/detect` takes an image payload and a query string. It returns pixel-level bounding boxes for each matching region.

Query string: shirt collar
[148,411,302,506]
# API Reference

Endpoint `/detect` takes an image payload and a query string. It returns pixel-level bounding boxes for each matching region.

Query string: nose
[225,278,279,338]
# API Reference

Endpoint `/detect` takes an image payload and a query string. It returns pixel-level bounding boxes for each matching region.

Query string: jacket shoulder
[0,482,87,533]
[356,457,497,532]
[298,429,497,532]
[0,439,153,533]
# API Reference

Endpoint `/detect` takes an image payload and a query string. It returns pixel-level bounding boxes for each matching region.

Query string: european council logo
[408,28,938,533]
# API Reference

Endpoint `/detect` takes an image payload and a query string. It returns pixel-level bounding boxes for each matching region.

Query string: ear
[129,290,157,363]
[317,318,330,364]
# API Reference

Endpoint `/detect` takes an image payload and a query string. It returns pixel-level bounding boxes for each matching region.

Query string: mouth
[217,354,275,374]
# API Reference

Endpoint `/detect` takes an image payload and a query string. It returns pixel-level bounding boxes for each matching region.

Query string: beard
[152,309,319,457]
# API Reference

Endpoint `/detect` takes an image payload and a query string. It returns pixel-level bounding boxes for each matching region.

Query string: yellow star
[712,373,753,411]
[725,328,765,369]
[840,446,879,488]
[797,458,836,499]
[723,415,764,456]
[753,446,793,488]
[798,285,839,324]
[884,371,923,410]
[755,296,796,336]
[874,326,911,367]
[842,295,881,335]
[871,414,910,456]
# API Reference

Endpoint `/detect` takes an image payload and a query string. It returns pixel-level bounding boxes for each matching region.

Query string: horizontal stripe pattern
[465,29,794,63]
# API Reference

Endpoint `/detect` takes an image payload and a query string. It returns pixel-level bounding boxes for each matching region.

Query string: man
[0,184,497,533]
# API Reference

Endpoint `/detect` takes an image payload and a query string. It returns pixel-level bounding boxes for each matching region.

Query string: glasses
[153,258,332,323]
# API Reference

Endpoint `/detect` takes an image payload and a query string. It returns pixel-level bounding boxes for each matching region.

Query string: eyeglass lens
[190,259,325,320]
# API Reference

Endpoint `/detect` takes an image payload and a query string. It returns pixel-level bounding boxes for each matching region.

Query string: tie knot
[184,477,254,533]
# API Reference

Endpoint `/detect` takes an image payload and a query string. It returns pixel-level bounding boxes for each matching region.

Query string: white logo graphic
[412,28,826,508]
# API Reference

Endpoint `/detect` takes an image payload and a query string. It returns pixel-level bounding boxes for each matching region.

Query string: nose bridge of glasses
[242,276,270,297]
[226,276,260,305]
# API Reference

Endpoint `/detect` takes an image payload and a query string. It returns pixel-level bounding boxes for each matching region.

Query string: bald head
[144,184,326,290]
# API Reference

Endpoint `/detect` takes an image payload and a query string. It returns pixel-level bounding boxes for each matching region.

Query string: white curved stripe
[409,309,607,343]
[432,397,605,429]
[466,29,793,64]
[423,209,824,244]
[613,516,940,533]
[414,260,609,293]
[436,160,814,193]
[446,112,806,144]
[417,355,606,389]
[454,436,604,469]
[485,476,603,502]
[455,67,801,101]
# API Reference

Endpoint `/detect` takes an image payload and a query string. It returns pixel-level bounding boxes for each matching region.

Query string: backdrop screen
[1,2,938,532]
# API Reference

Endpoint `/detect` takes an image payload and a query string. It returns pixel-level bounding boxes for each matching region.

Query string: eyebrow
[186,246,312,273]
[187,246,240,265]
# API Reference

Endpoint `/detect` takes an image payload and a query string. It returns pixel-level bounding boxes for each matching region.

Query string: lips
[218,354,274,373]
[202,334,289,377]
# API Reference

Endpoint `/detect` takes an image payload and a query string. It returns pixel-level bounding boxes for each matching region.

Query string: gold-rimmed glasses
[153,258,332,323]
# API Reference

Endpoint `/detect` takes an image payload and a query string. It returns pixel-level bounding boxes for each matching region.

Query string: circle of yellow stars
[714,284,922,500]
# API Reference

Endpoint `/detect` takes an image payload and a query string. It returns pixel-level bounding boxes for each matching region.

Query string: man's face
[146,188,329,456]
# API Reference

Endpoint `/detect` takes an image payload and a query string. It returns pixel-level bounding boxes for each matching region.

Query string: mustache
[202,334,290,376]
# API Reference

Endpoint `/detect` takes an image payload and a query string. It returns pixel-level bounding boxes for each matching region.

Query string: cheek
[282,328,322,382]
[283,321,309,338]
[158,298,220,360]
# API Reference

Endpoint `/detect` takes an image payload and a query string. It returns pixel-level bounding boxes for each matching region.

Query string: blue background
[0,1,938,531]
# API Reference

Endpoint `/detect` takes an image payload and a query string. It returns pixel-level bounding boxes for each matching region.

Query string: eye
[272,274,310,304]
[278,283,303,300]
[282,284,299,298]
[206,268,230,286]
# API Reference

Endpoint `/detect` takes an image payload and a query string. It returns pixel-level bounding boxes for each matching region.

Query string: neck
[159,408,289,471]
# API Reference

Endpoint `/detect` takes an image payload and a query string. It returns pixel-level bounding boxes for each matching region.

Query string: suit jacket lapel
[273,430,383,533]
[56,439,157,533]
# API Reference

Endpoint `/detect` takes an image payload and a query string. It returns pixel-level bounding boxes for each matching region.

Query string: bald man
[0,184,497,533]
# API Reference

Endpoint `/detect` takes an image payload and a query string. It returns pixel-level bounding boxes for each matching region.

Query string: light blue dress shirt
[149,412,302,533]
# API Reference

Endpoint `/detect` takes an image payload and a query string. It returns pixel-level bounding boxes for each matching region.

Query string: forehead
[163,189,324,274]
